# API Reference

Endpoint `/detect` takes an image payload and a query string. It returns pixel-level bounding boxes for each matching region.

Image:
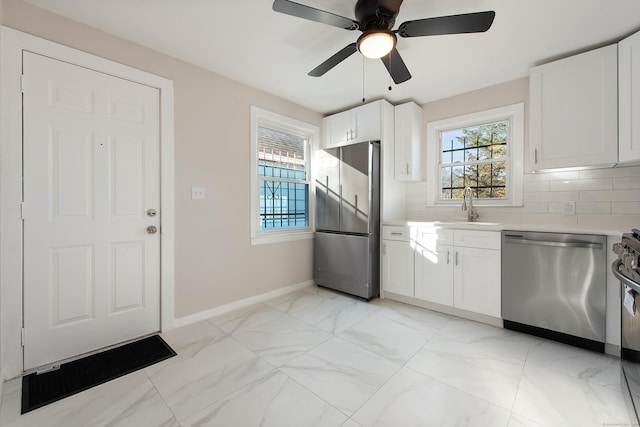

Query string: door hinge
[21,328,25,347]
[20,74,26,93]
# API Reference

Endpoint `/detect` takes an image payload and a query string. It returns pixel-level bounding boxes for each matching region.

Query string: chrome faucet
[461,186,479,222]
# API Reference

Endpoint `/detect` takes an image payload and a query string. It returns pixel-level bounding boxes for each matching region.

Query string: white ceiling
[23,0,640,114]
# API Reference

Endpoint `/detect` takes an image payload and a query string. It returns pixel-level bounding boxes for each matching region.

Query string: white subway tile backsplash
[521,213,578,227]
[613,177,640,190]
[577,214,640,230]
[612,202,640,214]
[580,190,640,202]
[524,171,580,182]
[547,202,567,214]
[523,181,549,192]
[497,203,548,213]
[525,191,580,203]
[549,178,612,192]
[405,165,640,229]
[576,202,612,214]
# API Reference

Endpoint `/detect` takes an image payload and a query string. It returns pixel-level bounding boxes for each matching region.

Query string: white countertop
[382,220,624,237]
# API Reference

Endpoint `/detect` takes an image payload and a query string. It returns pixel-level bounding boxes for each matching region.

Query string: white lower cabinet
[453,246,501,317]
[414,228,501,318]
[415,242,453,305]
[381,226,414,297]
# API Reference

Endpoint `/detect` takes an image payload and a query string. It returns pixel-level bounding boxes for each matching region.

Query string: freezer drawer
[314,232,379,299]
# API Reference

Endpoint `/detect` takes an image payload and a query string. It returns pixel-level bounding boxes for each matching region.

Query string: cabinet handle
[455,251,459,266]
[346,130,350,141]
[447,250,450,265]
[351,129,355,140]
[534,148,538,164]
[406,163,409,175]
[390,232,403,236]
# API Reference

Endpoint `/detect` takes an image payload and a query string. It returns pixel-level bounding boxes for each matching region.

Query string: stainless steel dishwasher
[501,231,607,352]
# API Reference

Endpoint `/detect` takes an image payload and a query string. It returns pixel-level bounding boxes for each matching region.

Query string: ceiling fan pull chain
[362,55,366,103]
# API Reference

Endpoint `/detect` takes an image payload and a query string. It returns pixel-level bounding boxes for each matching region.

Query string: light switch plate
[191,186,206,200]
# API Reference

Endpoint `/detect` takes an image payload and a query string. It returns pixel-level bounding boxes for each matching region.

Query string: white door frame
[0,26,175,379]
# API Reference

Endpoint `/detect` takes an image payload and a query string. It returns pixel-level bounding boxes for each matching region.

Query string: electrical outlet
[191,186,206,200]
[563,201,576,216]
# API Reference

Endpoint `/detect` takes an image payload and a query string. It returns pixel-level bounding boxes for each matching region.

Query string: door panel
[51,245,94,325]
[22,52,161,370]
[315,148,340,231]
[340,142,370,234]
[51,129,94,220]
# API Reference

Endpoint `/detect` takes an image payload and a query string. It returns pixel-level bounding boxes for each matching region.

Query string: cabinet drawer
[382,226,410,241]
[454,230,500,250]
[414,227,454,248]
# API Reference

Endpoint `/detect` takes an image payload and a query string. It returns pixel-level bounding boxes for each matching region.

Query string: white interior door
[22,52,161,370]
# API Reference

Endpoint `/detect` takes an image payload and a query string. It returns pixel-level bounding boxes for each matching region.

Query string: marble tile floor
[0,286,632,427]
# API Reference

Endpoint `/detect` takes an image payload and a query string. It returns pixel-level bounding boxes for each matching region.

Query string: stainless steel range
[612,228,640,425]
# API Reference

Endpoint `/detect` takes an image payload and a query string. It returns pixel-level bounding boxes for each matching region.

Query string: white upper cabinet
[530,44,618,171]
[394,101,424,182]
[619,30,640,164]
[322,101,381,148]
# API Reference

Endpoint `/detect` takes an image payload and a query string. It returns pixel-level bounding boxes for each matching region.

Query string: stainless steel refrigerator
[314,141,380,299]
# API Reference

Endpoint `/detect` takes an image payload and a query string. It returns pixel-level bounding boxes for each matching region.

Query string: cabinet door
[394,102,423,182]
[530,44,618,170]
[352,101,381,143]
[453,247,501,317]
[323,110,351,148]
[382,239,414,297]
[619,30,640,163]
[415,243,453,306]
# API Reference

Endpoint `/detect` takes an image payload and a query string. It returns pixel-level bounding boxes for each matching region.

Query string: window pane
[259,180,309,230]
[257,126,306,180]
[441,167,452,188]
[441,136,452,152]
[452,150,464,163]
[442,151,452,164]
[492,161,507,187]
[465,147,479,162]
[437,119,509,201]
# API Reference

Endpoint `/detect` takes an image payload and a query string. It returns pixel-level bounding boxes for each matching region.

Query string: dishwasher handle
[613,259,640,293]
[503,234,603,250]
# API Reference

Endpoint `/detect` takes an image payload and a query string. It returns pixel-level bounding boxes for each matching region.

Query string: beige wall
[1,0,322,318]
[407,77,640,231]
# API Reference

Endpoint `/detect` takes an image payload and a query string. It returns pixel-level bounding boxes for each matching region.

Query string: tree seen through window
[440,121,508,200]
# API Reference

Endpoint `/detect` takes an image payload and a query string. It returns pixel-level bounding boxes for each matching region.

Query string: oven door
[613,259,640,424]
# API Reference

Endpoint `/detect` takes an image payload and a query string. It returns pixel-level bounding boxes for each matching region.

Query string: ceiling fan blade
[381,48,411,84]
[273,0,359,30]
[309,43,358,77]
[398,11,496,38]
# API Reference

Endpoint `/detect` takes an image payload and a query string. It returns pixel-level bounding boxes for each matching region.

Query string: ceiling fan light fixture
[357,30,396,59]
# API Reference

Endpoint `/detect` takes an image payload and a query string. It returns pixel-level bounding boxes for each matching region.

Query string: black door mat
[21,335,176,414]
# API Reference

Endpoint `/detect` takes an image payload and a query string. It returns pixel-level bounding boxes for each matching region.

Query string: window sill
[250,230,314,246]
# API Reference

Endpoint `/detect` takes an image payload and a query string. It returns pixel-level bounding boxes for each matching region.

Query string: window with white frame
[426,103,524,207]
[250,106,318,245]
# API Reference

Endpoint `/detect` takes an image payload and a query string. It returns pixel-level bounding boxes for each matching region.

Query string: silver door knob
[146,225,158,234]
[147,209,157,217]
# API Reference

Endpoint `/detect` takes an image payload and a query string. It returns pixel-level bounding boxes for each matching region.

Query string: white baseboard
[171,281,314,330]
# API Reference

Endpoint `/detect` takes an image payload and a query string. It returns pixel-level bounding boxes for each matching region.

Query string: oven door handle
[613,259,640,293]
